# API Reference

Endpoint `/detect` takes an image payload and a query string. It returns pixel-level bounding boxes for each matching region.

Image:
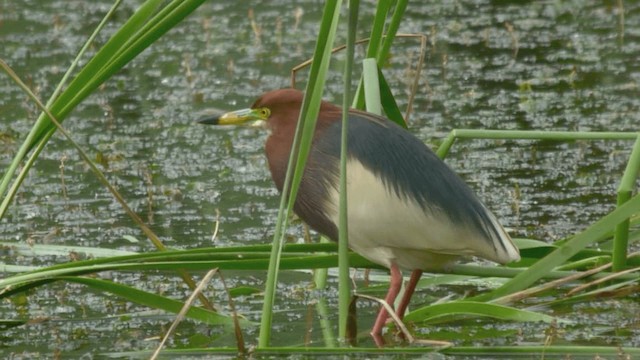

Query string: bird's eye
[259,108,270,118]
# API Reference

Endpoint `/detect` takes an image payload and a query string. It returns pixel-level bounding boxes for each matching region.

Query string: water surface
[1,0,639,356]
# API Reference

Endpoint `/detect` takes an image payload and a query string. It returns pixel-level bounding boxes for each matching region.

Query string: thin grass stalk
[614,190,632,271]
[70,0,197,115]
[48,0,166,136]
[477,190,640,301]
[456,129,639,140]
[567,264,640,296]
[405,300,558,325]
[150,269,219,360]
[48,0,125,111]
[316,297,337,348]
[258,0,342,348]
[111,345,640,356]
[337,0,359,340]
[0,0,204,220]
[0,60,215,310]
[288,0,342,318]
[4,243,344,277]
[364,1,391,59]
[362,58,382,115]
[441,345,640,356]
[52,0,203,134]
[435,128,639,276]
[0,240,620,278]
[4,258,638,298]
[312,236,331,288]
[555,255,611,271]
[99,0,183,74]
[62,276,230,325]
[402,33,426,122]
[352,0,392,109]
[451,262,639,281]
[218,271,246,354]
[0,255,370,295]
[4,247,639,297]
[1,0,163,168]
[376,0,408,64]
[0,0,128,217]
[50,0,183,115]
[0,135,46,219]
[354,293,418,344]
[544,278,640,309]
[0,241,136,258]
[436,129,638,159]
[291,34,425,89]
[0,61,166,248]
[376,67,405,126]
[0,264,35,273]
[1,2,212,310]
[491,262,611,305]
[613,134,640,271]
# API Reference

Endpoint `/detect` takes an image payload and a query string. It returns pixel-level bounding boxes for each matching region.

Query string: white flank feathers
[323,159,520,271]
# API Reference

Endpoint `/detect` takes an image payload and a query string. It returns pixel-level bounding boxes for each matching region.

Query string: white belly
[324,159,502,270]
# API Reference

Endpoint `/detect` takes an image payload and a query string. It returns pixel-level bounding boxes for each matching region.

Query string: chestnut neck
[260,90,342,191]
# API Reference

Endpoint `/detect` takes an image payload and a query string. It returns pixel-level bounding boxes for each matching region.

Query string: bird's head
[198,88,341,134]
[197,89,309,129]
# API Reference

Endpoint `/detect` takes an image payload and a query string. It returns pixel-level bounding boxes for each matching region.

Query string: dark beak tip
[196,114,221,125]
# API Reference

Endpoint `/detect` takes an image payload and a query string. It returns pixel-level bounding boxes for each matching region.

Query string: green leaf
[259,0,343,348]
[479,191,640,301]
[362,58,382,115]
[378,66,405,128]
[0,241,137,258]
[0,319,28,331]
[122,235,140,243]
[404,300,561,324]
[63,277,243,326]
[1,0,207,220]
[228,286,262,298]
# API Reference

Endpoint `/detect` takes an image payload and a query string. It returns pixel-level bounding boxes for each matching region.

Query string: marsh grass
[1,0,639,358]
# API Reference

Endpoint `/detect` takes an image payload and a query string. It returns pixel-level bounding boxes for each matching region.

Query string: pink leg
[370,263,403,337]
[395,269,422,319]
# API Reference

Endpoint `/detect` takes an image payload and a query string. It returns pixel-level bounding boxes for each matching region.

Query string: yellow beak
[198,108,269,126]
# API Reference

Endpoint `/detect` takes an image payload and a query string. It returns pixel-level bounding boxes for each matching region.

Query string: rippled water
[1,0,639,356]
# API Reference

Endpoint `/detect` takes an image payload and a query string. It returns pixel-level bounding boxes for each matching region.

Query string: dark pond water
[1,0,639,357]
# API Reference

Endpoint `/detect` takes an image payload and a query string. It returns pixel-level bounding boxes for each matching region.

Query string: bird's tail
[478,206,520,264]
